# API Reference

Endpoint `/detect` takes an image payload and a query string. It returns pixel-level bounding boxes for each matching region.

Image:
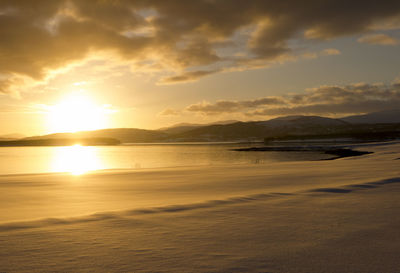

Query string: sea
[0,142,333,175]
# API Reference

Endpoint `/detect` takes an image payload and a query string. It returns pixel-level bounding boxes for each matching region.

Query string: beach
[1,142,400,272]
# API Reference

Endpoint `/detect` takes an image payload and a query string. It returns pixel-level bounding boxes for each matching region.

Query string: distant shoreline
[0,138,120,147]
[233,146,373,160]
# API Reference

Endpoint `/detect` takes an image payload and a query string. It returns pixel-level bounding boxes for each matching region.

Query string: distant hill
[19,112,400,145]
[157,123,204,135]
[0,138,120,147]
[24,128,168,143]
[260,115,349,127]
[0,133,25,140]
[167,121,267,141]
[158,120,238,135]
[168,116,352,142]
[341,109,400,124]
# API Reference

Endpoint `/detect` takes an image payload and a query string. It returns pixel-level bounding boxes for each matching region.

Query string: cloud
[321,48,341,56]
[0,78,18,97]
[302,48,341,59]
[159,108,180,116]
[1,0,400,94]
[159,69,220,84]
[0,103,49,114]
[370,16,400,30]
[184,82,400,117]
[0,76,35,99]
[358,33,399,45]
[185,97,287,115]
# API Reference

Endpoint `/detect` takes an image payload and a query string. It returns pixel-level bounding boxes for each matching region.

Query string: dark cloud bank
[180,82,400,117]
[1,0,400,94]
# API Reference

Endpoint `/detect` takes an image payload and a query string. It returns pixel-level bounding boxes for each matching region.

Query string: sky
[0,0,400,136]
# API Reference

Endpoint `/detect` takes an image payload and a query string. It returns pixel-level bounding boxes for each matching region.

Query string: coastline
[233,146,373,160]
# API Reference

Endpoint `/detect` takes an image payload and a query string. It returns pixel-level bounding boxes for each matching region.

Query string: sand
[1,142,400,272]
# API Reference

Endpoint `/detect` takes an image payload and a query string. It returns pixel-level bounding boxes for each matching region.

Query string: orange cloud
[183,82,400,117]
[358,33,399,45]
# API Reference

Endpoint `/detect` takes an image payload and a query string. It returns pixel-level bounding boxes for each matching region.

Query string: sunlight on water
[51,145,104,175]
[0,144,332,175]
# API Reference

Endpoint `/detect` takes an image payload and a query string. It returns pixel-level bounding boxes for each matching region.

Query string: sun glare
[51,145,104,175]
[47,93,109,133]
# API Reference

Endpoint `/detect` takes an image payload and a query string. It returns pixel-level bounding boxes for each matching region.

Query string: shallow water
[0,143,331,175]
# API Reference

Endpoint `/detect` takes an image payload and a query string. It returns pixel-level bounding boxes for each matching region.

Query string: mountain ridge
[13,109,400,144]
[341,109,400,124]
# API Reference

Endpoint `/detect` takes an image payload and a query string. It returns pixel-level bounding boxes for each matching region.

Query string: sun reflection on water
[52,144,104,175]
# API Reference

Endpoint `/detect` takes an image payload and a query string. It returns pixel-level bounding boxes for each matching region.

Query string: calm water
[0,143,331,175]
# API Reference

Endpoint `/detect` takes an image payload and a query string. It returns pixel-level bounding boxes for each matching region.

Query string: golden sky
[0,0,400,135]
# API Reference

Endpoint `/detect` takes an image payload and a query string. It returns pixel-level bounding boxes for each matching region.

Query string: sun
[47,93,109,133]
